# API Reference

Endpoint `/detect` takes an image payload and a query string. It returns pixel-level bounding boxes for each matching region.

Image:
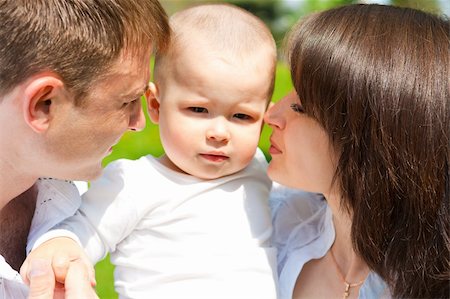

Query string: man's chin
[84,166,104,181]
[71,163,104,182]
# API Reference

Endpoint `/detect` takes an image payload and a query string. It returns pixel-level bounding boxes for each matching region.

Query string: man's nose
[129,101,146,132]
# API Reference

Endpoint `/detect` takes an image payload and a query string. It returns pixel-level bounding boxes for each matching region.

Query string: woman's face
[264,91,338,195]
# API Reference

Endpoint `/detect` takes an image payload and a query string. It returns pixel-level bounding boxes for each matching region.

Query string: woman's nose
[264,99,285,129]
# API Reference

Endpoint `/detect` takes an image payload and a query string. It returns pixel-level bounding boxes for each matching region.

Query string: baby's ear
[147,82,160,124]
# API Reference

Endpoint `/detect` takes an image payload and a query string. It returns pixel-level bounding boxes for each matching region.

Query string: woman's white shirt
[270,183,390,299]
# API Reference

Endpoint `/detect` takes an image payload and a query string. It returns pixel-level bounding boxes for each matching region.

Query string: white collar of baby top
[0,255,28,299]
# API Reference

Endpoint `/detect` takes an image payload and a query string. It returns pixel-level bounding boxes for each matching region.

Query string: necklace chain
[329,249,366,299]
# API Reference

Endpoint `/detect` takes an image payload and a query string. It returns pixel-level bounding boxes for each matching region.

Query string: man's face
[42,50,151,180]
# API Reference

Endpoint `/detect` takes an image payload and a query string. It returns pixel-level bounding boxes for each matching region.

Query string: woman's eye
[233,113,251,120]
[189,107,208,113]
[290,103,305,113]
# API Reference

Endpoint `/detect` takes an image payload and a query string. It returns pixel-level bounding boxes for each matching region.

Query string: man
[0,0,170,297]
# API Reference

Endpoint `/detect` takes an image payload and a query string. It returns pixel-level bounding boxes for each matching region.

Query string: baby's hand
[20,237,97,298]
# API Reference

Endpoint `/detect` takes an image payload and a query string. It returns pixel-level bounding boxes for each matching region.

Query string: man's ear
[22,74,65,133]
[147,82,161,124]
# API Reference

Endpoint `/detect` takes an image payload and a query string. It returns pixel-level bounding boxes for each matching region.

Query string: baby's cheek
[239,146,259,167]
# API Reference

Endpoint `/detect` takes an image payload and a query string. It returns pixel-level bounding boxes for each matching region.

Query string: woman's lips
[269,139,282,154]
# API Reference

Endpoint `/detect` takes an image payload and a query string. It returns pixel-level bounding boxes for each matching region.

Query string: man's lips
[200,153,229,162]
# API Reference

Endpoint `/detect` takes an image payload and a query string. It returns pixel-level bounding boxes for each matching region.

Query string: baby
[24,3,277,299]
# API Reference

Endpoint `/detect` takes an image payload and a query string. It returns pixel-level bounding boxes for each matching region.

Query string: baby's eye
[233,113,252,120]
[290,103,305,114]
[189,107,208,113]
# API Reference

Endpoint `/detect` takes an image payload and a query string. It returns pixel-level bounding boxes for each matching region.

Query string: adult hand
[21,237,97,299]
[26,258,98,299]
[63,259,98,299]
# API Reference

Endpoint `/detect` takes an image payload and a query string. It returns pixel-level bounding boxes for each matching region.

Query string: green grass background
[94,62,292,298]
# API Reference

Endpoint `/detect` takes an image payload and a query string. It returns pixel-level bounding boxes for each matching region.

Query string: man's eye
[290,103,305,113]
[122,98,139,108]
[189,107,208,113]
[233,113,251,120]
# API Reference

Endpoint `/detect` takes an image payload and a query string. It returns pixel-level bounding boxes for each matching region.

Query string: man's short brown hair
[0,0,170,102]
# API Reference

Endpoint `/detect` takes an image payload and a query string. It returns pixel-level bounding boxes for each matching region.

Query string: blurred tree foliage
[391,0,442,14]
[160,0,445,50]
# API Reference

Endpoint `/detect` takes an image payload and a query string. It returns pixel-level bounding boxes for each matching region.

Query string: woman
[266,4,449,299]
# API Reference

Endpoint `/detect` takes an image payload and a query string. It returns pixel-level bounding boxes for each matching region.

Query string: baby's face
[154,50,272,179]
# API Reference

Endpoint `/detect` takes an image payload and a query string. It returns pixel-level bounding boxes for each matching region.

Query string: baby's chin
[188,165,245,181]
[170,155,248,180]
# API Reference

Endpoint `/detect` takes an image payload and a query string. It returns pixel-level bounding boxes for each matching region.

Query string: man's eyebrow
[125,84,149,99]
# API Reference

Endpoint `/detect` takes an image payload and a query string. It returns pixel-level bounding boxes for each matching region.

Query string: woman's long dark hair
[288,4,449,298]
